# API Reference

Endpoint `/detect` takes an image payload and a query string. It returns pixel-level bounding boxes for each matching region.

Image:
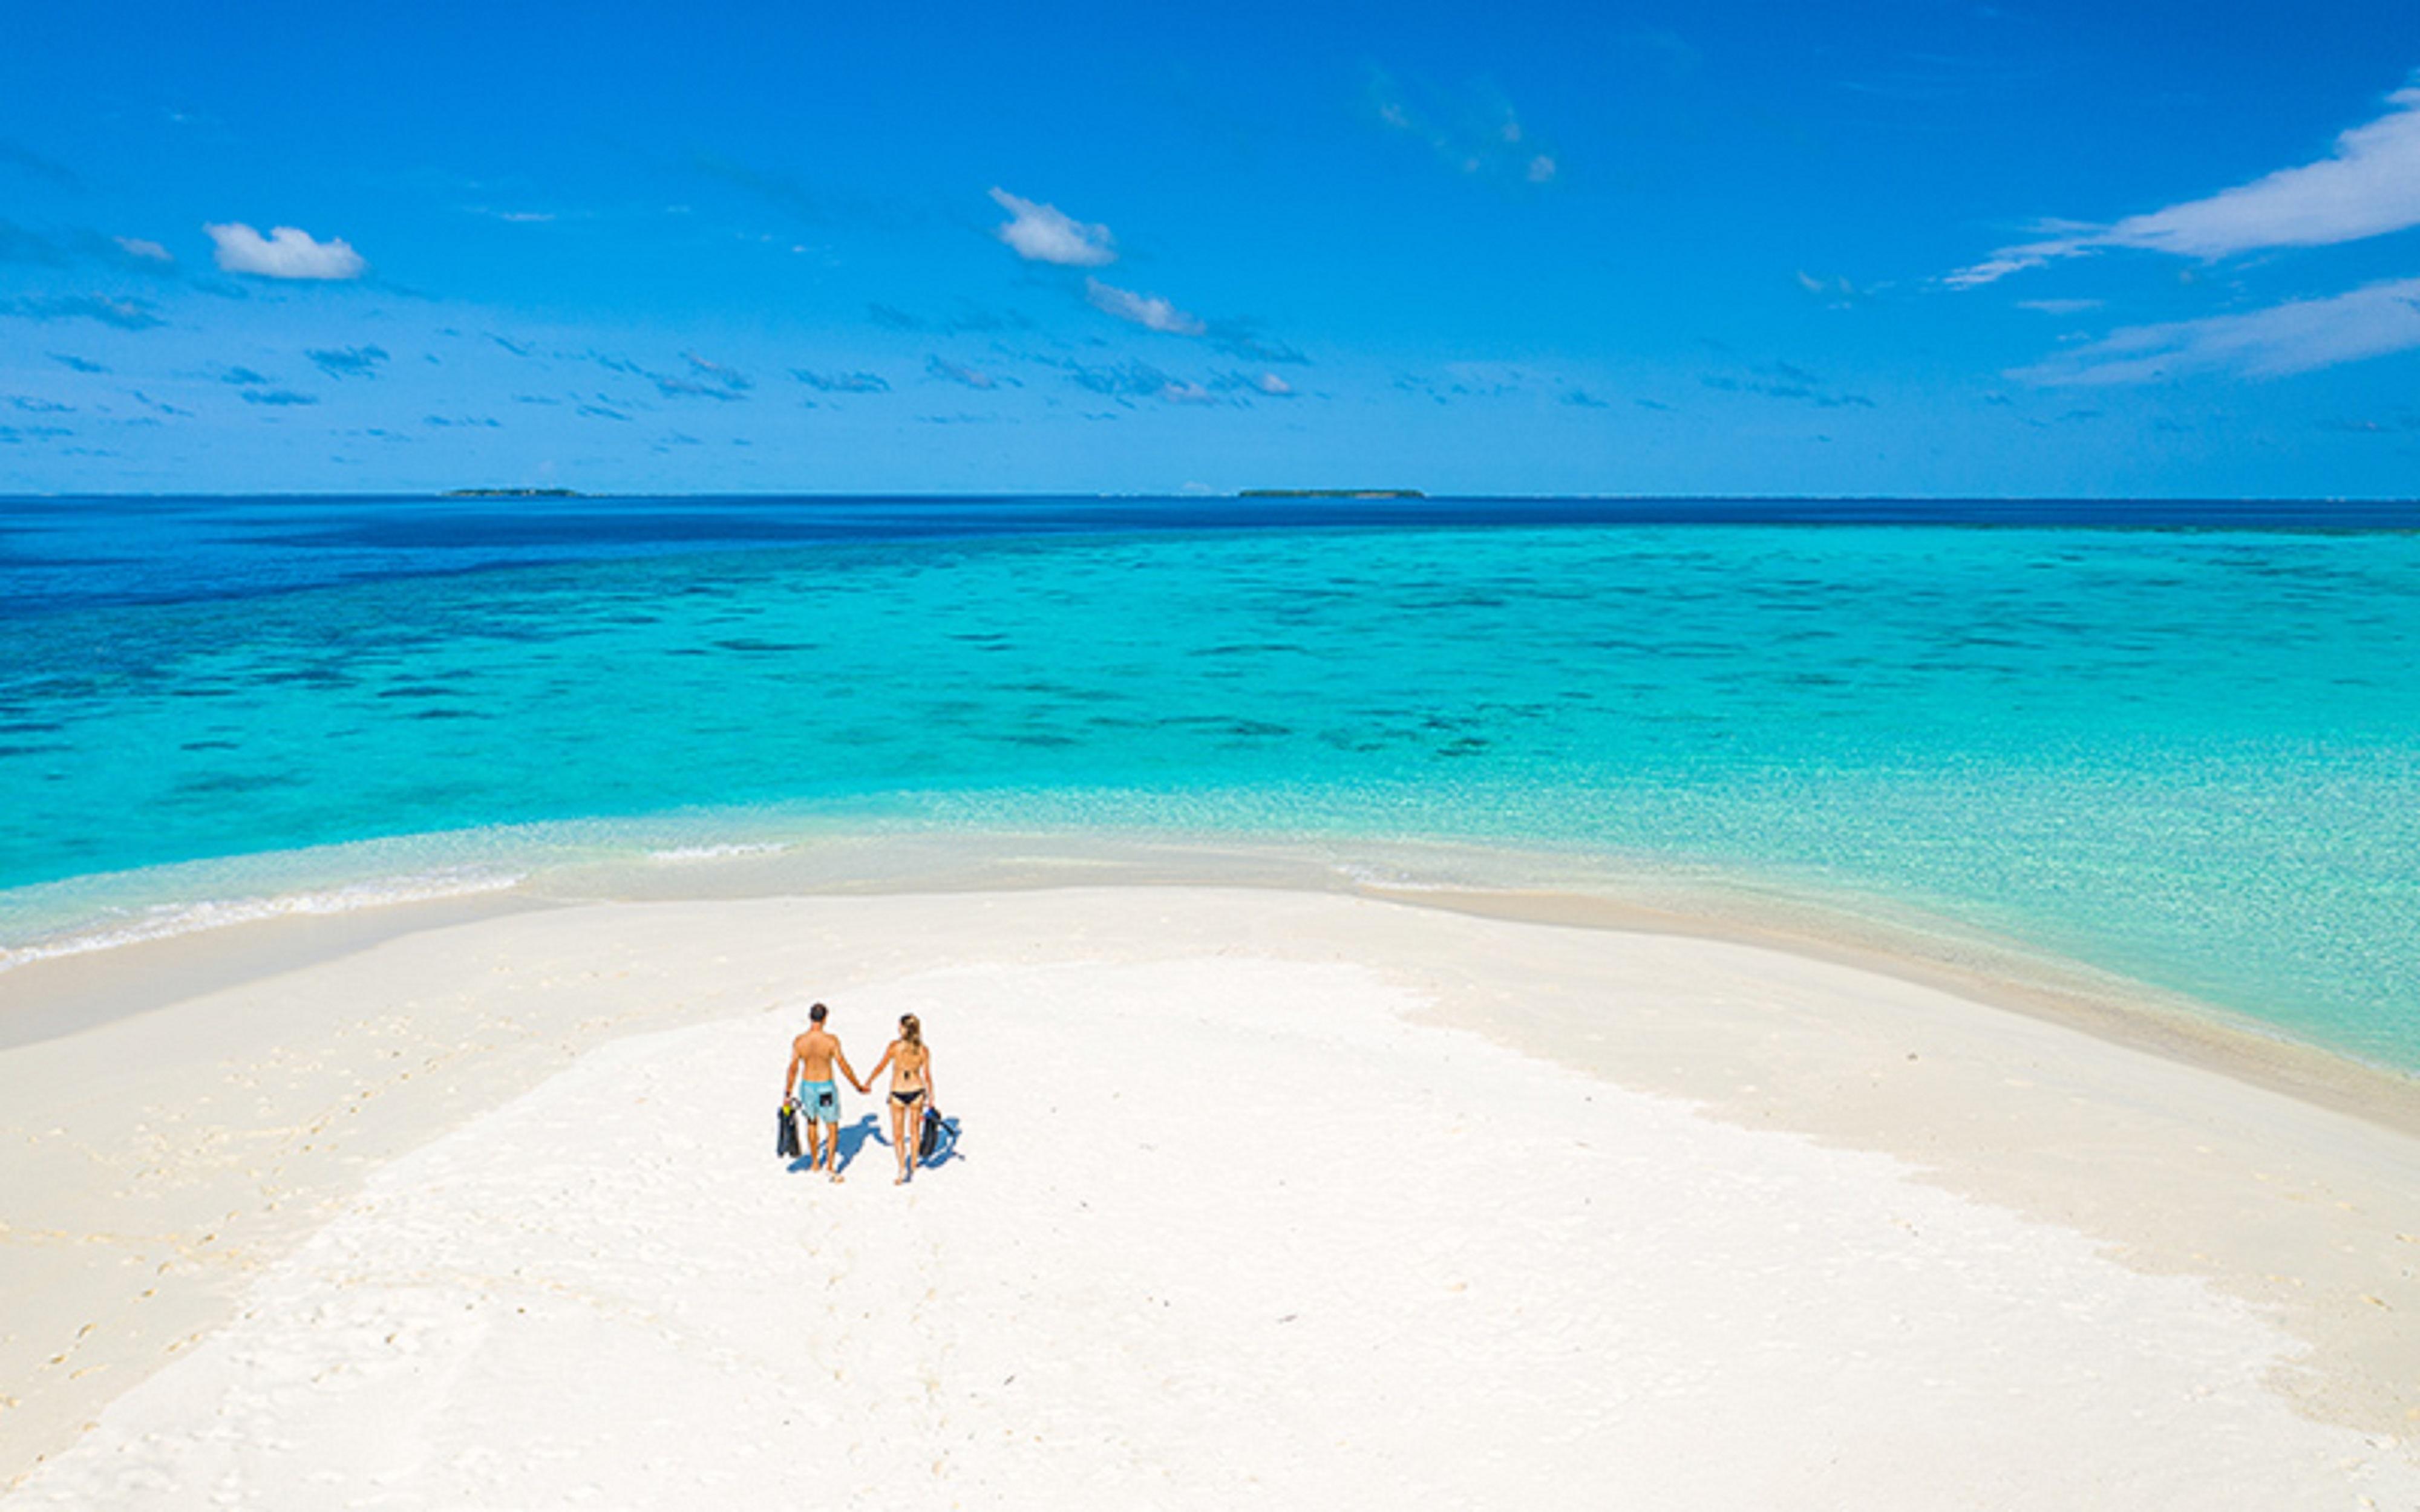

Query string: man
[783,1002,866,1182]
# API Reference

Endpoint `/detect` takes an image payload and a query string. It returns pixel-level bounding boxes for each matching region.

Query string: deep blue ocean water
[2,495,2416,1067]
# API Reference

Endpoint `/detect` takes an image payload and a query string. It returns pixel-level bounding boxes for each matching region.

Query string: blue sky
[5,0,2420,496]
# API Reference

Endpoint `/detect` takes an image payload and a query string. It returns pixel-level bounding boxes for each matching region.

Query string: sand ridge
[1,885,2416,1505]
[10,953,2417,1508]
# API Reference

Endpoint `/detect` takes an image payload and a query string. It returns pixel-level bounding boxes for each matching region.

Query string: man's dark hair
[809,1002,828,1023]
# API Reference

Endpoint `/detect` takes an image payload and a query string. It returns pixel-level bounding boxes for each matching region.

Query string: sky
[5,0,2420,497]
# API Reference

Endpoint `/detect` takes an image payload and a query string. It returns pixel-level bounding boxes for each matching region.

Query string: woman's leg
[886,1098,909,1182]
[903,1101,927,1181]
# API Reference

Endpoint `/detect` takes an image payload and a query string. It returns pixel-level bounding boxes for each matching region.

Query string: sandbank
[0,859,2416,1505]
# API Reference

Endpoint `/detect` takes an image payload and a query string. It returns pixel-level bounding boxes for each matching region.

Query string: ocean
[2,494,2416,1067]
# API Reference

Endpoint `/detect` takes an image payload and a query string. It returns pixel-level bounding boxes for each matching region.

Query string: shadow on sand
[786,1112,961,1178]
[786,1113,880,1177]
[835,1113,882,1175]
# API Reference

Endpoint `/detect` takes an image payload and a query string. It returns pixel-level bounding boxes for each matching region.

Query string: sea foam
[0,868,526,974]
[645,842,790,864]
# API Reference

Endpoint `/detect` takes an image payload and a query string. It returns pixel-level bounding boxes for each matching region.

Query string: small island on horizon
[444,487,584,499]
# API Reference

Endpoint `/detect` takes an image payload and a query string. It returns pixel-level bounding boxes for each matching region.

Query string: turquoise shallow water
[2,497,2416,1068]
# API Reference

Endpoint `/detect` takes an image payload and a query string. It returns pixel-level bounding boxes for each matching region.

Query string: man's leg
[823,1122,845,1182]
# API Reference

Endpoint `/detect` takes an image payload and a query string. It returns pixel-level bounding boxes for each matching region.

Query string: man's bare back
[791,1028,842,1082]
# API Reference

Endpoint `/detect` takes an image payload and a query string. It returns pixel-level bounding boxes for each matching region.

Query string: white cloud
[1367,68,1561,188]
[1085,277,1206,336]
[926,354,999,389]
[989,188,1115,266]
[2015,298,2105,314]
[2012,276,2420,384]
[204,222,367,279]
[114,236,172,262]
[1795,270,1868,308]
[1253,372,1293,396]
[1952,85,2420,286]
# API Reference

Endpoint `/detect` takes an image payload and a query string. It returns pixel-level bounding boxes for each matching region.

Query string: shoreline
[0,877,2415,1500]
[6,825,2413,1130]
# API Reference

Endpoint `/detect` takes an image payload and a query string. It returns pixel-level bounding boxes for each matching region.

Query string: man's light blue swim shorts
[800,1079,841,1124]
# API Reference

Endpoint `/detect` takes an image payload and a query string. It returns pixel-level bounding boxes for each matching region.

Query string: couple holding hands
[782,1003,937,1185]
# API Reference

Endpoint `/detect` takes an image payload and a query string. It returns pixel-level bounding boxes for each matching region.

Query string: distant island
[443,487,583,499]
[1237,489,1424,500]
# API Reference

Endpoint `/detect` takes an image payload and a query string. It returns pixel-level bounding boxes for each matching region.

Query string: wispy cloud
[0,220,60,264]
[1085,277,1206,335]
[0,220,181,272]
[693,152,824,223]
[0,138,78,189]
[239,388,318,406]
[1394,364,1528,405]
[1701,360,1875,408]
[793,369,891,393]
[1064,359,1165,399]
[926,355,1012,389]
[1952,83,2420,286]
[989,188,1116,266]
[984,191,1281,359]
[307,344,389,379]
[2015,298,2104,315]
[865,301,1029,334]
[1794,270,1868,309]
[1205,319,1308,365]
[652,374,746,402]
[1630,28,1702,78]
[625,352,755,402]
[0,293,166,328]
[1366,68,1558,186]
[680,351,753,392]
[2012,276,2420,385]
[1058,357,1231,405]
[204,222,367,280]
[49,353,108,373]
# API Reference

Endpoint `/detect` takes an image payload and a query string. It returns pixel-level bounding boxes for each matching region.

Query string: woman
[866,1013,937,1185]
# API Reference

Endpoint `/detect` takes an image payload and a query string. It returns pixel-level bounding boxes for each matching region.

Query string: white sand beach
[3,879,2418,1508]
